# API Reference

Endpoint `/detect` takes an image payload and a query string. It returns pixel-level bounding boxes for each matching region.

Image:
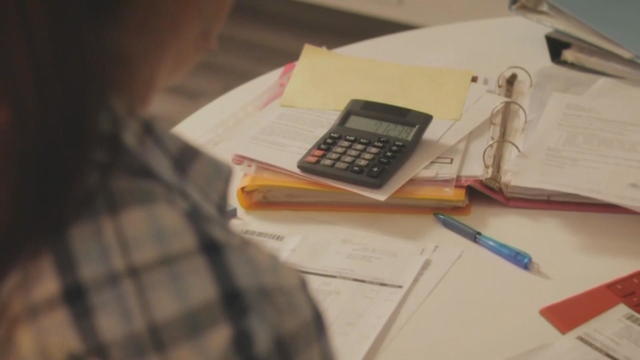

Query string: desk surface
[174,17,640,359]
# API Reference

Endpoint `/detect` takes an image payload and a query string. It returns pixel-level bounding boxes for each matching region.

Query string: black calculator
[297,99,432,188]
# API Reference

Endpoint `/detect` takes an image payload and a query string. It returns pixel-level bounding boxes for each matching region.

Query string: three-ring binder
[482,66,532,191]
[463,66,634,213]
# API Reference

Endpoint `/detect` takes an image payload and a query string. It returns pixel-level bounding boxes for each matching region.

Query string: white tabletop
[174,17,640,359]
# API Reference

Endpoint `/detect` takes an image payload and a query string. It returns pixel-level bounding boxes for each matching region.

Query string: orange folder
[236,165,471,215]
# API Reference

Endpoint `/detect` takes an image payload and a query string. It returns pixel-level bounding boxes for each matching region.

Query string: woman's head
[0,0,232,276]
[108,0,232,109]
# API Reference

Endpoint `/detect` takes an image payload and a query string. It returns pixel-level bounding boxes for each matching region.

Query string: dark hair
[0,1,125,279]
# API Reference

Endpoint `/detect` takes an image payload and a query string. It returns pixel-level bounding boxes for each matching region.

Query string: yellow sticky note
[281,44,473,120]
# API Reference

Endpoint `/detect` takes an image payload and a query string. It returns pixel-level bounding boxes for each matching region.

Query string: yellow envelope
[281,44,473,120]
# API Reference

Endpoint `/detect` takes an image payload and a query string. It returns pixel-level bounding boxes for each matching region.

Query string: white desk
[174,17,640,360]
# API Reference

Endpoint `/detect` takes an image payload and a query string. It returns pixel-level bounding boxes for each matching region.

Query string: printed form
[509,304,640,360]
[231,220,460,360]
[509,92,640,212]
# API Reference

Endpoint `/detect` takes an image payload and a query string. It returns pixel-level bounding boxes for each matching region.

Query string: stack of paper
[173,42,640,214]
[506,79,640,213]
[231,220,461,360]
[227,44,506,212]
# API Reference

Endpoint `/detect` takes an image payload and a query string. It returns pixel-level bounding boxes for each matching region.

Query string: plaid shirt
[1,117,333,359]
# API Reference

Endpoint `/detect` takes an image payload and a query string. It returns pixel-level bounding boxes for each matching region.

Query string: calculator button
[346,149,361,157]
[361,153,375,160]
[352,144,366,151]
[365,147,381,154]
[350,165,364,174]
[378,157,390,165]
[311,149,326,157]
[355,159,369,167]
[329,132,341,139]
[340,155,356,163]
[335,161,350,170]
[320,159,335,167]
[393,141,405,147]
[367,166,384,178]
[338,140,353,147]
[318,144,331,151]
[372,141,385,148]
[303,156,320,164]
[390,145,402,153]
[324,138,336,145]
[358,138,371,145]
[326,152,341,160]
[345,135,357,142]
[383,151,396,159]
[378,137,389,143]
[332,146,347,154]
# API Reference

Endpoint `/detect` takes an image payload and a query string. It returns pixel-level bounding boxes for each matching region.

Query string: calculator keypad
[302,133,407,181]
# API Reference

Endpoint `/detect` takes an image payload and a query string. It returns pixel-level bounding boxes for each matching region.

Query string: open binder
[461,66,635,214]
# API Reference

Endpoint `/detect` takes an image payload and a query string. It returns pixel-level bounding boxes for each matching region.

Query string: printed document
[281,44,473,120]
[230,221,459,360]
[584,77,640,106]
[508,304,640,360]
[236,84,503,201]
[509,92,640,212]
[286,232,430,360]
[229,219,301,260]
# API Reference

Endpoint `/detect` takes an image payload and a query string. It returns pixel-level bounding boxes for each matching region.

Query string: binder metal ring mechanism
[482,66,533,192]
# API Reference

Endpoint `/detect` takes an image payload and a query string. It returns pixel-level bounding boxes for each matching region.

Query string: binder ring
[482,139,522,169]
[497,66,533,89]
[490,100,528,125]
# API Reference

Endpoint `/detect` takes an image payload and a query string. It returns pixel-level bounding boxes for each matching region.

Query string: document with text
[509,92,640,212]
[231,220,459,360]
[509,304,640,360]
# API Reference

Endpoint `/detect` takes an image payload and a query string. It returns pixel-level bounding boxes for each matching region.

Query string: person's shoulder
[102,115,230,218]
[12,204,331,359]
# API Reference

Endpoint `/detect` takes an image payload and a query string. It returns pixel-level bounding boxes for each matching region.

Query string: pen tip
[527,262,550,279]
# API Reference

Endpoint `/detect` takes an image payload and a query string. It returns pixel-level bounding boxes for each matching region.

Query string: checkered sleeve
[6,120,333,359]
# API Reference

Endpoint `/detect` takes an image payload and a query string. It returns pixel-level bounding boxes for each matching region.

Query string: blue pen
[434,213,536,271]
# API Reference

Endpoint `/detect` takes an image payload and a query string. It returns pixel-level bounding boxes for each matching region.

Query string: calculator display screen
[344,115,418,141]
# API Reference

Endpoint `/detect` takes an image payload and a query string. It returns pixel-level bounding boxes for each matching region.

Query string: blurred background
[149,0,509,129]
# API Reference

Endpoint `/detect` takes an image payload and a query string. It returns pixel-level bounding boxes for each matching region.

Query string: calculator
[297,99,432,188]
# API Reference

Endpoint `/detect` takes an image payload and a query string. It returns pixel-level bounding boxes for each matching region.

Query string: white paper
[232,220,440,360]
[410,85,504,182]
[415,138,468,180]
[508,304,640,360]
[229,219,301,259]
[584,77,640,105]
[381,245,463,344]
[235,84,503,201]
[285,233,431,360]
[458,120,493,179]
[509,92,640,212]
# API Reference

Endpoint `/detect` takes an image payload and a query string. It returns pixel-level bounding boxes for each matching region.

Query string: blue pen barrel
[475,234,532,270]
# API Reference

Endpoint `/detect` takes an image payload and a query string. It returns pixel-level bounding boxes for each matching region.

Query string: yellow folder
[237,167,470,214]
